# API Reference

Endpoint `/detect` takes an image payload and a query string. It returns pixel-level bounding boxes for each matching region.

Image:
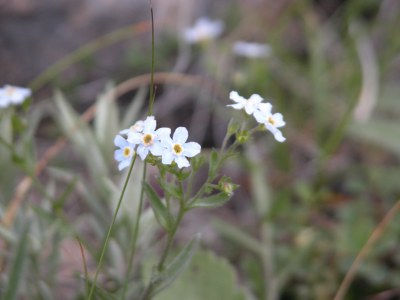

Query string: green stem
[120,163,147,299]
[148,3,155,115]
[87,154,137,300]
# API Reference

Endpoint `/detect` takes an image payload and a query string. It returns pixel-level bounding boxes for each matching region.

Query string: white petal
[114,135,127,148]
[114,149,124,161]
[182,142,201,157]
[229,91,245,104]
[127,132,142,144]
[258,102,272,114]
[137,146,149,160]
[118,159,131,171]
[227,103,245,110]
[162,152,174,165]
[173,127,188,144]
[272,113,285,128]
[248,94,263,104]
[253,110,267,123]
[119,128,129,135]
[244,103,255,115]
[155,127,171,139]
[175,156,190,168]
[149,142,163,156]
[143,116,156,132]
[273,129,286,142]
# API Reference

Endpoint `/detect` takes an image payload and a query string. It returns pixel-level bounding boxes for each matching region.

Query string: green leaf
[4,225,29,300]
[208,149,219,178]
[159,181,181,199]
[143,183,172,231]
[149,233,201,298]
[152,248,246,300]
[189,192,232,209]
[348,119,400,158]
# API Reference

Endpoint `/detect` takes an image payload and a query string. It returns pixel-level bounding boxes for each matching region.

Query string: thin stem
[120,163,147,300]
[148,2,155,115]
[87,155,137,300]
[334,200,400,300]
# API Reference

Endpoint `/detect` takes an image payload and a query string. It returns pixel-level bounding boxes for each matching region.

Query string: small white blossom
[183,17,224,44]
[114,135,136,171]
[161,127,201,168]
[119,119,145,135]
[0,85,31,108]
[233,41,271,59]
[127,116,171,160]
[254,103,286,142]
[227,91,263,115]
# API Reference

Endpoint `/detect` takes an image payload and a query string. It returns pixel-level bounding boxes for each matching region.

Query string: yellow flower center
[142,133,154,146]
[172,143,183,155]
[123,147,131,157]
[268,116,275,126]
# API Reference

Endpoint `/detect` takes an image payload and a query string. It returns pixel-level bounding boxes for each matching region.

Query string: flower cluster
[114,116,201,170]
[183,17,224,44]
[232,41,271,59]
[228,91,286,142]
[0,85,31,108]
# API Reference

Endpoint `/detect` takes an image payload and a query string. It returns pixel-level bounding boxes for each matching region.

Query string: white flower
[119,119,145,135]
[233,41,271,59]
[254,103,286,142]
[0,85,31,108]
[227,91,263,115]
[127,116,171,160]
[114,135,136,171]
[183,17,224,44]
[161,127,201,168]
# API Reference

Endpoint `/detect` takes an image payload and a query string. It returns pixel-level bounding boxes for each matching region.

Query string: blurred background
[1,0,400,299]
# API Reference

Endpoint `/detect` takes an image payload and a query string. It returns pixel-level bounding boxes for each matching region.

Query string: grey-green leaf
[143,183,172,231]
[152,248,247,300]
[149,233,201,298]
[4,225,29,300]
[189,192,232,209]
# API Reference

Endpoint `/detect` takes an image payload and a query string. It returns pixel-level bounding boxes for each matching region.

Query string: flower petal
[272,113,285,128]
[227,103,245,110]
[114,149,124,161]
[173,127,188,144]
[229,91,245,104]
[155,127,171,139]
[273,129,286,142]
[127,132,142,144]
[182,142,201,157]
[114,135,127,148]
[248,94,263,104]
[137,146,149,160]
[143,116,156,132]
[175,156,190,168]
[118,159,131,171]
[149,142,164,156]
[162,152,174,165]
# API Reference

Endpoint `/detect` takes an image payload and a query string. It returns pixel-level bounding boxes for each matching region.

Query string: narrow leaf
[208,149,219,178]
[150,233,201,298]
[143,183,172,231]
[4,225,29,300]
[189,192,231,209]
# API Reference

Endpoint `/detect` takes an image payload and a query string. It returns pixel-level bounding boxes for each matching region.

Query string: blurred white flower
[233,41,271,58]
[127,116,171,160]
[254,103,286,142]
[0,85,31,108]
[161,127,201,168]
[119,120,145,135]
[183,17,224,44]
[227,91,263,115]
[114,135,136,171]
